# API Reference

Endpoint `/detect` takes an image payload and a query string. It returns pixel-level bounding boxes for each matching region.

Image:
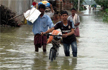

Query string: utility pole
[60,0,62,12]
[78,0,80,12]
[29,0,31,9]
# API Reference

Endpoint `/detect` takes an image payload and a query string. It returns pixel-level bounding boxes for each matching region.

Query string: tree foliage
[94,0,108,10]
[94,0,108,22]
[70,0,85,10]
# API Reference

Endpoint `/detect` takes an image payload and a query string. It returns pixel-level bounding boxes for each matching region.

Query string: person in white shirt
[45,4,54,18]
[68,8,80,37]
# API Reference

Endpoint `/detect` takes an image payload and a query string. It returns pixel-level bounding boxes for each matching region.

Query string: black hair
[71,8,76,11]
[60,11,68,15]
[38,4,46,10]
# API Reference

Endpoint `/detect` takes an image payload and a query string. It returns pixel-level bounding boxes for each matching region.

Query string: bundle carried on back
[23,7,41,23]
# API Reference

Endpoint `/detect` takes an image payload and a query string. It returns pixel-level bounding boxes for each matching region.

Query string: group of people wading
[27,2,80,57]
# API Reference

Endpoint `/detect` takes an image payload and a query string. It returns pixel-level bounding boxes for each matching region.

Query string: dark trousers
[34,34,47,52]
[63,41,77,57]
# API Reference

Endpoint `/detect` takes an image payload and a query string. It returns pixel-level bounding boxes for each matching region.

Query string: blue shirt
[27,14,54,35]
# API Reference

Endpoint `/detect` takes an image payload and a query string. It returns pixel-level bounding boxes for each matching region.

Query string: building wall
[0,0,33,15]
[0,0,33,21]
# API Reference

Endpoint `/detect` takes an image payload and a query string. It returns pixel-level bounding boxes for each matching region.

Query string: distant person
[89,5,91,11]
[68,8,80,37]
[27,4,54,53]
[41,11,77,57]
[45,4,54,18]
[94,4,97,10]
[89,5,91,14]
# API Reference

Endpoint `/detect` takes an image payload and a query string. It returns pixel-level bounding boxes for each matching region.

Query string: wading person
[45,4,54,18]
[27,4,54,53]
[41,11,77,57]
[68,8,80,37]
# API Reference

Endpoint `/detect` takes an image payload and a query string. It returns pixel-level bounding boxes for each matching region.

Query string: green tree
[94,0,108,10]
[70,0,85,10]
[94,0,108,22]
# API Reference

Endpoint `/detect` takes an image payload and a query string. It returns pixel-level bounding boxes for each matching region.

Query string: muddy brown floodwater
[0,6,108,70]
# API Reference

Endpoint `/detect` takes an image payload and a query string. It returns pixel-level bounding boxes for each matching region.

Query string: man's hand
[74,23,80,26]
[41,32,46,36]
[62,34,67,38]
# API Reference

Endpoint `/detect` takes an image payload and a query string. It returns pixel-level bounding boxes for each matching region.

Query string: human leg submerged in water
[71,41,77,57]
[63,43,70,56]
[42,35,47,53]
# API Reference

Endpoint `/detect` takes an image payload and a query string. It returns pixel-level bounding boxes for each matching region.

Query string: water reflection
[32,57,47,70]
[46,57,77,70]
[61,58,77,70]
[48,61,59,70]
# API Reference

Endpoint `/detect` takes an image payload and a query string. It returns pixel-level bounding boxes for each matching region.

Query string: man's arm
[50,4,54,13]
[74,23,80,26]
[43,21,60,35]
[62,28,74,38]
[67,28,74,36]
[27,21,33,25]
[47,16,54,28]
[45,27,55,34]
[42,27,55,35]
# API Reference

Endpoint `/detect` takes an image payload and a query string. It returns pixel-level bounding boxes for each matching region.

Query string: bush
[0,5,20,27]
[103,9,108,22]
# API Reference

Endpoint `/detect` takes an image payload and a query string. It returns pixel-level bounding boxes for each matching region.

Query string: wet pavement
[0,7,108,70]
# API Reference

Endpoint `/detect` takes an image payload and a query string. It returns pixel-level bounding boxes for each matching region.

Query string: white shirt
[67,14,80,28]
[45,11,54,18]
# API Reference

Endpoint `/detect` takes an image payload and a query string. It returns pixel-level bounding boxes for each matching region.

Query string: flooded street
[0,8,108,70]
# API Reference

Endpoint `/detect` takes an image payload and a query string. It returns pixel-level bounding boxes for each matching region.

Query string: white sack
[24,7,41,23]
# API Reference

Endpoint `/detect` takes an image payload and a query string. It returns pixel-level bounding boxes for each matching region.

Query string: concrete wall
[0,0,33,15]
[0,0,33,21]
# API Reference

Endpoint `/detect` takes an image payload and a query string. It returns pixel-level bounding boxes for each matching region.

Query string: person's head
[71,8,76,16]
[61,11,68,21]
[38,4,46,14]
